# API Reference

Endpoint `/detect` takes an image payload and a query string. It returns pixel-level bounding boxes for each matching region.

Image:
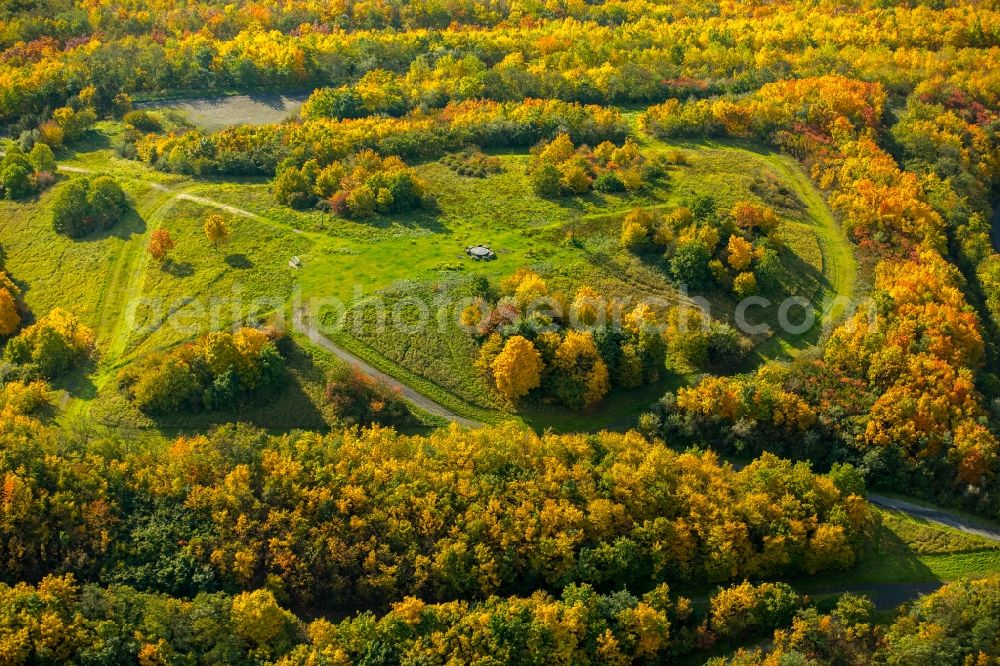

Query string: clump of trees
[0,411,872,610]
[640,75,1000,510]
[529,133,660,197]
[0,144,57,199]
[2,308,95,378]
[620,199,782,295]
[324,365,413,426]
[133,99,627,178]
[51,176,128,238]
[714,577,1000,665]
[3,573,997,666]
[273,150,429,216]
[468,268,745,409]
[117,327,284,414]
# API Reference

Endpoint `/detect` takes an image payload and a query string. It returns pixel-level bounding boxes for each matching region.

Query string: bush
[120,328,284,414]
[0,148,36,200]
[733,271,757,296]
[28,143,56,174]
[594,171,625,192]
[51,176,128,238]
[670,241,712,288]
[530,162,562,197]
[324,366,413,426]
[440,148,503,177]
[3,308,94,378]
[123,110,163,133]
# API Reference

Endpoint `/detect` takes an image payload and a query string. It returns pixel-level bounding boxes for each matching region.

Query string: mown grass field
[136,93,309,132]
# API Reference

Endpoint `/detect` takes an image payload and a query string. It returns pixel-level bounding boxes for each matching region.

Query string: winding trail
[55,160,482,426]
[294,306,482,428]
[868,494,1000,543]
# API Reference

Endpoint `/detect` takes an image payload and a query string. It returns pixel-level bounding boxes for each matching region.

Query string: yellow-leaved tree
[726,235,753,270]
[0,287,20,336]
[553,330,609,409]
[204,213,230,249]
[492,335,543,402]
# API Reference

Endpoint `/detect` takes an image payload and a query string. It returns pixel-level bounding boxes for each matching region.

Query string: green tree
[51,179,91,237]
[28,143,56,173]
[0,148,35,199]
[669,240,712,288]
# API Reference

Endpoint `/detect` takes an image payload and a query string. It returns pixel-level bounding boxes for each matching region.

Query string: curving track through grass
[46,128,859,430]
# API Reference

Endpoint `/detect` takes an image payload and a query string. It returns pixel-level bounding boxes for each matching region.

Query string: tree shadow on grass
[161,259,194,277]
[84,205,147,242]
[225,253,253,269]
[791,525,943,609]
[49,359,98,402]
[59,130,111,155]
[357,207,452,235]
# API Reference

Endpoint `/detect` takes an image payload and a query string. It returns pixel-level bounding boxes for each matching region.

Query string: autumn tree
[147,229,175,263]
[28,143,56,174]
[552,330,610,409]
[730,201,778,234]
[726,235,753,270]
[491,335,543,402]
[3,308,94,377]
[204,213,230,249]
[0,286,20,336]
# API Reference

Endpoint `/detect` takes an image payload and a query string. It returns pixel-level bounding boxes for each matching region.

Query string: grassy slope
[308,138,845,428]
[803,508,1000,590]
[1,117,855,434]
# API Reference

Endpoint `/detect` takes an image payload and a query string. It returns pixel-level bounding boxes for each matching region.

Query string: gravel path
[868,494,1000,542]
[294,307,483,428]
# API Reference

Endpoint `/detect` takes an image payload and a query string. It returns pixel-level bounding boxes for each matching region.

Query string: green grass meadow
[1,118,854,434]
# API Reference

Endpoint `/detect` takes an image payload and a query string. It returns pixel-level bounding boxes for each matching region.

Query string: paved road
[868,493,1000,542]
[806,581,944,610]
[294,307,483,428]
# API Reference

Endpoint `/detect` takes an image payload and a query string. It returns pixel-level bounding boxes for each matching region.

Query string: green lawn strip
[325,329,507,426]
[796,508,1000,593]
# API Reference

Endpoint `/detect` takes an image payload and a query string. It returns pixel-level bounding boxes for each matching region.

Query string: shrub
[594,171,625,192]
[0,148,36,200]
[324,366,412,426]
[120,328,284,414]
[123,110,163,133]
[670,241,712,287]
[530,162,562,197]
[733,271,757,296]
[440,148,502,177]
[3,309,94,378]
[51,176,128,238]
[28,143,56,174]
